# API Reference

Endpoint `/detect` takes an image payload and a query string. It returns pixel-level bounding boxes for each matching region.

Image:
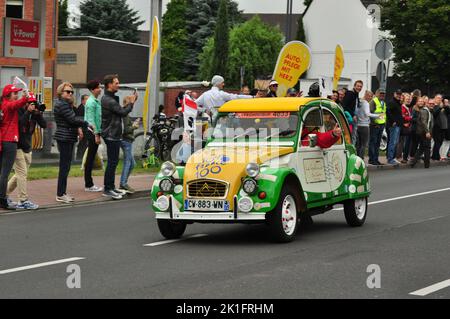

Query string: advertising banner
[273,41,312,97]
[3,18,40,59]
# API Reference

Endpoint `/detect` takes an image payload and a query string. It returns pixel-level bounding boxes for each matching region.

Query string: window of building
[57,54,78,65]
[6,0,24,19]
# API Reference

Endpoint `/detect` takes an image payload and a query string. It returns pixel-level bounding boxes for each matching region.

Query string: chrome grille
[187,180,228,198]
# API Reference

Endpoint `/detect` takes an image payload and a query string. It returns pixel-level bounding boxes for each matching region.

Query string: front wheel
[157,220,187,239]
[267,185,299,243]
[344,197,368,227]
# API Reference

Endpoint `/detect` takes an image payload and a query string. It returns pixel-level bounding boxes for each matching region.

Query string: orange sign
[236,112,290,119]
[44,48,56,60]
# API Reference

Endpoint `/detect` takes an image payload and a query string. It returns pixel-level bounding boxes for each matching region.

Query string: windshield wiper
[233,128,259,141]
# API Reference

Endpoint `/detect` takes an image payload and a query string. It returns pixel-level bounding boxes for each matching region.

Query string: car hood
[183,145,294,202]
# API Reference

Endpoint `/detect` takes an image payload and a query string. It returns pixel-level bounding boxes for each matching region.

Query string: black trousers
[356,126,369,159]
[104,139,121,192]
[84,132,99,188]
[0,142,18,199]
[432,129,445,160]
[57,141,75,197]
[414,134,431,168]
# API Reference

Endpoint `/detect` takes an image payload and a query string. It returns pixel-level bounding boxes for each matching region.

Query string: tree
[304,0,313,8]
[58,0,70,36]
[161,0,189,81]
[199,16,284,87]
[185,0,242,79]
[380,0,450,92]
[295,14,306,43]
[73,0,144,43]
[211,0,229,77]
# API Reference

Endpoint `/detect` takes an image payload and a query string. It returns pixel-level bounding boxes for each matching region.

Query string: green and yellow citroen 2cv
[151,97,370,242]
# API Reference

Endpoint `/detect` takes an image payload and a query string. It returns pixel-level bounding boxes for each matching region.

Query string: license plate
[184,199,230,211]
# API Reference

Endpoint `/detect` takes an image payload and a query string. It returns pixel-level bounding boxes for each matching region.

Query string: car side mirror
[308,134,318,148]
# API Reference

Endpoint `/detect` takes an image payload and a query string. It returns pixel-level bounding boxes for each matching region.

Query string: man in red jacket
[0,84,30,209]
[301,124,342,148]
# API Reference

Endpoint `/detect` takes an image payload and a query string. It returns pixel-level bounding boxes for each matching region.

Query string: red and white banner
[3,18,40,59]
[182,95,198,132]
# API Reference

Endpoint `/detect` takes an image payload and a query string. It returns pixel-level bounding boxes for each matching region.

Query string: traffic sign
[375,38,393,60]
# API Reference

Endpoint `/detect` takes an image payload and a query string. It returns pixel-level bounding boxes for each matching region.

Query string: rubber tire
[343,197,368,227]
[267,184,299,243]
[157,220,187,239]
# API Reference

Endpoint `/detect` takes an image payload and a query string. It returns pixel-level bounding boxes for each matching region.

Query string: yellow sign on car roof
[219,97,323,113]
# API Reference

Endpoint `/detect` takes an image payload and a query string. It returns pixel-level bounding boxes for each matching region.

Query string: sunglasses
[64,90,74,94]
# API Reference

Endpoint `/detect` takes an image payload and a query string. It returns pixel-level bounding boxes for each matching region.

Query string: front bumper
[154,195,266,222]
[156,212,266,221]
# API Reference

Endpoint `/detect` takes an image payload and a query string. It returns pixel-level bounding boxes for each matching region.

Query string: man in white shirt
[196,75,253,122]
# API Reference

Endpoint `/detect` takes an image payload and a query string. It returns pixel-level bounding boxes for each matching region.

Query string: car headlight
[155,195,170,211]
[242,178,257,195]
[238,197,253,213]
[159,178,174,192]
[161,161,176,177]
[246,163,260,178]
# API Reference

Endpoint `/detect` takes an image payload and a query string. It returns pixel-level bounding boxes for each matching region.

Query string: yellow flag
[273,41,312,97]
[333,45,345,90]
[143,17,160,134]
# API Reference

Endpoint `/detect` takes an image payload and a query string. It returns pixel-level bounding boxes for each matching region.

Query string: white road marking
[144,234,208,247]
[409,279,450,296]
[333,187,450,211]
[0,257,85,275]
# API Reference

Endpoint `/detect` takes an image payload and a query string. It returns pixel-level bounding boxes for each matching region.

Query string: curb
[0,189,151,214]
[367,160,449,171]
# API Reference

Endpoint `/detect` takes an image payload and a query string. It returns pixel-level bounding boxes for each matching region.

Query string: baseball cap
[395,89,403,94]
[2,84,23,97]
[269,80,279,87]
[28,93,37,103]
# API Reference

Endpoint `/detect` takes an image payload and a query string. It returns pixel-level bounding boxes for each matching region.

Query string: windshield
[212,112,299,140]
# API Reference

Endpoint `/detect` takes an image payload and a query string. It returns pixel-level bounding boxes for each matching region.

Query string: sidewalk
[2,174,156,212]
[365,157,450,171]
[1,159,448,213]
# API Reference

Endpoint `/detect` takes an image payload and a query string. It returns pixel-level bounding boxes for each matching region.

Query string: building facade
[57,36,150,86]
[303,0,394,93]
[0,0,57,90]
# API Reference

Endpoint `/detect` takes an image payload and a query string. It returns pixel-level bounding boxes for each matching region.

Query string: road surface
[1,166,449,298]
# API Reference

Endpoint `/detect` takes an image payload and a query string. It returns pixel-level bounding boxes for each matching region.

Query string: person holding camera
[6,93,47,210]
[0,84,31,210]
[101,74,136,200]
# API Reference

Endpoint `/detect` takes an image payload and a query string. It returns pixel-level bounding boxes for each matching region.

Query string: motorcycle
[135,113,181,168]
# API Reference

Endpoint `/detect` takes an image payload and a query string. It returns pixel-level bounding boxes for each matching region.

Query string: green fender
[246,167,304,213]
[346,154,370,199]
[151,167,185,211]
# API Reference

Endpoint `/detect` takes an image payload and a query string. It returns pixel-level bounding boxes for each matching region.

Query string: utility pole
[148,0,162,125]
[285,0,293,43]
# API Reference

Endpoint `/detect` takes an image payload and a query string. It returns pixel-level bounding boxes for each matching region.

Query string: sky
[68,0,306,31]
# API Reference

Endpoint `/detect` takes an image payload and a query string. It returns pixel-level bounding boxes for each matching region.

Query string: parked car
[151,97,371,242]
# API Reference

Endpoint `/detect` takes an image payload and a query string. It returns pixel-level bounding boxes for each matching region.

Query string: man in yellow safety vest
[368,89,387,165]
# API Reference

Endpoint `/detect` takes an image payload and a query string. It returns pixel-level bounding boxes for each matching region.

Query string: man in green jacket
[84,80,103,192]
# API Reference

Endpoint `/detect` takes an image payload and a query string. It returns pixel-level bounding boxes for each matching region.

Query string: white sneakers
[56,194,75,204]
[85,185,103,192]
